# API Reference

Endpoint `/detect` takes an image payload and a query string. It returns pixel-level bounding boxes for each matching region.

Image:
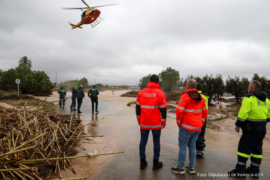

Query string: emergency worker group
[136,74,270,178]
[58,85,99,114]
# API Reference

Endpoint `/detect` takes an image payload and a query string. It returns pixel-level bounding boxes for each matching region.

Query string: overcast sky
[0,0,270,85]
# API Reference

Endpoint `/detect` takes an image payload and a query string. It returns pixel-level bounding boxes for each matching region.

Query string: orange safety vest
[136,82,167,130]
[176,88,208,132]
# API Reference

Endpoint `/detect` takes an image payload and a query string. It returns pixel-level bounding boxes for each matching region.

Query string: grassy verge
[2,99,56,112]
[127,101,136,106]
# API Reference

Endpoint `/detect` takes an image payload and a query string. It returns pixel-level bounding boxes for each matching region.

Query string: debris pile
[120,90,139,97]
[0,103,86,179]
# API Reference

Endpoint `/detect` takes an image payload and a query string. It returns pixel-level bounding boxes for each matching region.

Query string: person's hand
[162,121,166,129]
[235,126,240,133]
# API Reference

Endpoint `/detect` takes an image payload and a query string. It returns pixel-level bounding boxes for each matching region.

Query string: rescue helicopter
[62,0,118,29]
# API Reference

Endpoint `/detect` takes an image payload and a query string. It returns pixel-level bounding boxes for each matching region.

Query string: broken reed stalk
[0,145,36,158]
[8,133,47,153]
[19,151,125,162]
[0,167,38,172]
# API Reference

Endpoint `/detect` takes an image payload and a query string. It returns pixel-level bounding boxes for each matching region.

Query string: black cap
[93,85,96,88]
[150,74,159,84]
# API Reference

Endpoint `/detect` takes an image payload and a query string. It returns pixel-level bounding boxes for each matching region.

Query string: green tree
[21,71,55,94]
[225,76,243,104]
[0,69,2,81]
[191,74,224,105]
[0,68,20,91]
[16,64,31,75]
[252,74,270,96]
[79,77,88,87]
[19,56,32,68]
[139,74,151,90]
[159,67,180,93]
[241,77,250,96]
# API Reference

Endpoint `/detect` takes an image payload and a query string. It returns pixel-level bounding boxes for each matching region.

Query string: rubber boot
[246,167,260,178]
[153,159,163,170]
[140,159,147,169]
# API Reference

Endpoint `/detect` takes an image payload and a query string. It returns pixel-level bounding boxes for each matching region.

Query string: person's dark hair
[251,80,261,90]
[186,79,197,88]
[61,87,63,90]
[72,86,75,90]
[93,85,96,88]
[196,83,202,91]
[150,74,159,84]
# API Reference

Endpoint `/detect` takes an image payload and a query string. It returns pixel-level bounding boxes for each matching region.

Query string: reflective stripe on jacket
[136,82,167,130]
[176,88,208,132]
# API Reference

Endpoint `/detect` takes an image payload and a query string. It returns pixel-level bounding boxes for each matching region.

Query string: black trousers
[236,125,266,173]
[90,96,98,112]
[77,98,83,112]
[196,119,207,153]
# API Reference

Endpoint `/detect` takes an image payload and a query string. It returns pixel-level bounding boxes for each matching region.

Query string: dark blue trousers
[139,129,161,160]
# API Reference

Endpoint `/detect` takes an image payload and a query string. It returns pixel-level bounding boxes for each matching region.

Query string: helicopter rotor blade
[62,7,87,10]
[93,3,120,8]
[82,0,90,8]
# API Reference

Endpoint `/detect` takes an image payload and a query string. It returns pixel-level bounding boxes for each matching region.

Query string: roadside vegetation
[0,56,55,95]
[2,98,56,112]
[127,101,136,106]
[121,90,139,97]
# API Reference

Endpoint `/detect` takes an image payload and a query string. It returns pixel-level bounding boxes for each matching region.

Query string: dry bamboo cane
[19,151,125,162]
[0,145,36,158]
[0,167,38,172]
[8,133,47,153]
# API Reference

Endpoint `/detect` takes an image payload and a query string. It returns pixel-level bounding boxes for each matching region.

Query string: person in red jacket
[136,74,167,170]
[171,78,208,175]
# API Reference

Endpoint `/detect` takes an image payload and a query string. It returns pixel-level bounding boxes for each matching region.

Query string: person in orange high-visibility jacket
[171,79,208,175]
[136,74,167,171]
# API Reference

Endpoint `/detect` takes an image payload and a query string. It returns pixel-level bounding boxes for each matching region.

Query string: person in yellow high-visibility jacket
[228,80,270,178]
[196,83,209,158]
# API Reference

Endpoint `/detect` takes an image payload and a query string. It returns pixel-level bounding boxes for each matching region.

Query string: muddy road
[40,92,270,180]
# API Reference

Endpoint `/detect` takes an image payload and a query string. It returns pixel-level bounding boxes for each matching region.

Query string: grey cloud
[0,0,270,85]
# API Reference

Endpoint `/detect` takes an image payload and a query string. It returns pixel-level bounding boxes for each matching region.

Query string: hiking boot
[186,166,196,174]
[153,159,163,170]
[196,153,203,158]
[228,169,246,178]
[171,167,185,174]
[246,167,260,178]
[78,111,82,114]
[140,159,147,170]
[196,150,204,158]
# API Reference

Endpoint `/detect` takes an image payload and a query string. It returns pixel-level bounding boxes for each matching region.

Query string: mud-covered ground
[3,91,268,179]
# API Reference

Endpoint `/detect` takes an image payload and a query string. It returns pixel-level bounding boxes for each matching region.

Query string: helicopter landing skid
[91,18,101,28]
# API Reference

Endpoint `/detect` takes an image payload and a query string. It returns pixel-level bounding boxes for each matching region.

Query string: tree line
[138,67,270,104]
[0,56,55,95]
[58,78,88,91]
